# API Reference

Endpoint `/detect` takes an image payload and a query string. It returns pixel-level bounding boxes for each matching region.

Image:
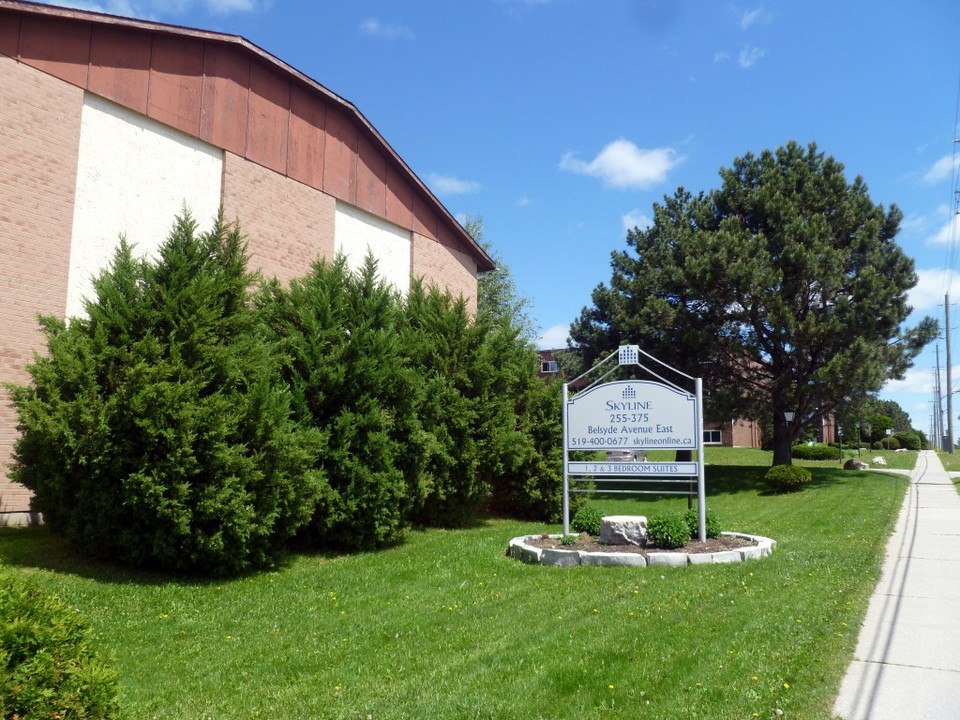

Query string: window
[703,429,723,445]
[540,360,559,373]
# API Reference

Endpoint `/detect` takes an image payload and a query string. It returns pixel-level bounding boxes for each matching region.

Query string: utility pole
[947,293,954,453]
[935,347,944,450]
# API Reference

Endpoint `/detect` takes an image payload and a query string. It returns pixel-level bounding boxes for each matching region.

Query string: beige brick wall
[0,55,83,514]
[222,152,336,287]
[411,232,478,315]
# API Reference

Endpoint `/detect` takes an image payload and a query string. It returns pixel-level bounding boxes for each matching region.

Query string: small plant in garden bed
[571,505,603,535]
[684,506,722,539]
[646,511,692,549]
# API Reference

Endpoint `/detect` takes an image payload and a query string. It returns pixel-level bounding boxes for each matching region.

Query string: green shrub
[0,571,122,719]
[684,506,721,539]
[261,255,423,549]
[559,534,579,546]
[872,441,884,450]
[880,436,901,450]
[791,442,838,460]
[572,505,604,535]
[646,512,691,549]
[765,464,812,492]
[8,213,324,575]
[895,432,920,451]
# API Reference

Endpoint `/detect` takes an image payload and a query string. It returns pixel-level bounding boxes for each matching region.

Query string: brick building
[0,0,494,525]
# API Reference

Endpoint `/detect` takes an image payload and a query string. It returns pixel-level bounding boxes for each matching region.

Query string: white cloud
[622,209,652,233]
[883,364,935,395]
[426,173,482,196]
[516,196,532,207]
[559,139,683,190]
[922,153,960,184]
[359,17,415,40]
[926,212,960,246]
[538,323,570,350]
[740,8,772,30]
[738,44,766,68]
[907,267,960,313]
[713,51,730,63]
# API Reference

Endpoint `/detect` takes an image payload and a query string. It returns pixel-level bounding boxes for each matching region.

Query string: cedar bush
[401,281,491,527]
[8,213,325,575]
[259,256,424,549]
[880,436,901,450]
[0,571,122,719]
[474,318,566,523]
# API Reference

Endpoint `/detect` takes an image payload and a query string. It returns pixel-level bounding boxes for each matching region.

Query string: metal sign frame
[562,345,707,541]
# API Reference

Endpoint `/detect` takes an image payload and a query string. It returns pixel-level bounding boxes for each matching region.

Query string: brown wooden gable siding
[0,4,490,268]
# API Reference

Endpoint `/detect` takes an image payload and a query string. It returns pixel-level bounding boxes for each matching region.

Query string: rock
[844,458,869,470]
[872,456,887,465]
[600,515,648,546]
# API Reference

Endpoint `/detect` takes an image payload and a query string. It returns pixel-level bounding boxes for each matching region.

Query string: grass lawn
[937,451,960,474]
[0,452,909,720]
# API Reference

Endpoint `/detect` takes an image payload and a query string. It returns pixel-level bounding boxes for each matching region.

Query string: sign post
[562,345,706,541]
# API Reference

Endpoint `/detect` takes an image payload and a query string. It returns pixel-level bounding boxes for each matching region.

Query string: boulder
[844,458,869,470]
[600,515,648,546]
[872,456,887,465]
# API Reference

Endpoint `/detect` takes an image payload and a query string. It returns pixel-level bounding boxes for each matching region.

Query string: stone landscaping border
[507,532,776,568]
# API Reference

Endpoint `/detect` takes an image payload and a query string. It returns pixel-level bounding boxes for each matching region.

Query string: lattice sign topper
[618,344,640,365]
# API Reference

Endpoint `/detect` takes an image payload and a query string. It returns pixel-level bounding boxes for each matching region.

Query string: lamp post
[856,422,862,458]
[838,424,843,462]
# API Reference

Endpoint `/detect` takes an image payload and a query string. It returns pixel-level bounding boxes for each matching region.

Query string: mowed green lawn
[0,449,911,720]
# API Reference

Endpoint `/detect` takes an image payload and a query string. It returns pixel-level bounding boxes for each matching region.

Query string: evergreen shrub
[260,256,422,549]
[0,571,122,719]
[880,436,901,450]
[765,464,812,492]
[8,213,324,575]
[646,512,691,549]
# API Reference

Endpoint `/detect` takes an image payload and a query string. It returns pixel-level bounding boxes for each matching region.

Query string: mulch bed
[526,532,756,556]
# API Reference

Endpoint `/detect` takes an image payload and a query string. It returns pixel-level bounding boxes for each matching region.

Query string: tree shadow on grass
[0,515,504,586]
[0,525,311,586]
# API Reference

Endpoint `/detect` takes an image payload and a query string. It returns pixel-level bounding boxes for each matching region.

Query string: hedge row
[8,213,563,575]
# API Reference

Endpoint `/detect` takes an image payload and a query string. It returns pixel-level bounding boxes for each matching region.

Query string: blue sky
[41,0,960,435]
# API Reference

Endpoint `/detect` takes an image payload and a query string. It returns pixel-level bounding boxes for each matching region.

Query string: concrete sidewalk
[833,450,960,719]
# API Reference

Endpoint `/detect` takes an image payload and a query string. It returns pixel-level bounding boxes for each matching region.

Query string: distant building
[0,0,494,525]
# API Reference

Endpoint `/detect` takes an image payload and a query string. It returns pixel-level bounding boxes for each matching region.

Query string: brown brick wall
[0,54,82,513]
[222,152,336,286]
[411,232,478,315]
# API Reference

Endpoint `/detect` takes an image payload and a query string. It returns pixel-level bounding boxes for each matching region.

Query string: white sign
[567,461,698,476]
[565,380,698,451]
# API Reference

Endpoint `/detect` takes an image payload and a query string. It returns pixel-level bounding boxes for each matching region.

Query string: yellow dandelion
[783,682,790,690]
[608,684,615,690]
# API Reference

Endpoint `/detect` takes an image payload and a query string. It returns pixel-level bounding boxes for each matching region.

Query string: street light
[838,424,843,462]
[864,422,872,450]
